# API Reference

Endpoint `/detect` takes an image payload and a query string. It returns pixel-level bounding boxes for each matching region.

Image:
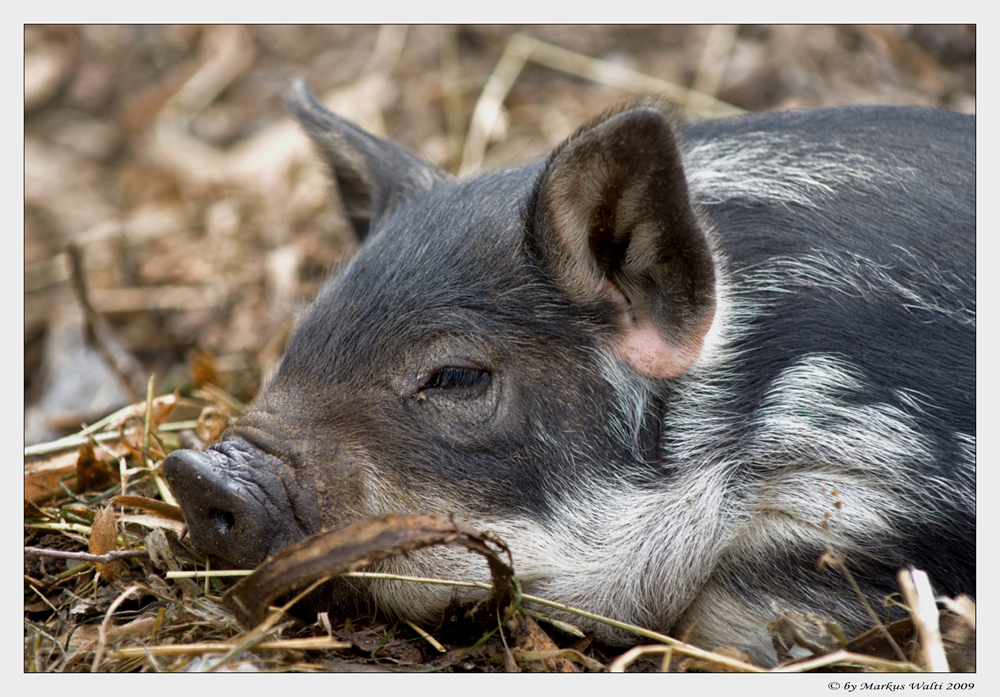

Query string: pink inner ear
[600,279,705,378]
[616,319,703,378]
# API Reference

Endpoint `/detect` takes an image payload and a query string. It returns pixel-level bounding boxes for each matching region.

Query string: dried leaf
[769,608,846,662]
[189,349,220,388]
[940,605,976,672]
[846,617,918,661]
[677,645,753,673]
[89,505,119,581]
[506,612,581,672]
[57,615,159,656]
[117,415,147,461]
[24,498,47,518]
[75,441,117,493]
[149,390,180,430]
[111,495,185,523]
[117,514,187,536]
[24,450,77,504]
[224,514,514,628]
[511,648,603,672]
[195,406,230,445]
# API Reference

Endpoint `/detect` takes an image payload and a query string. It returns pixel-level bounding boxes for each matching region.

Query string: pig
[164,81,975,667]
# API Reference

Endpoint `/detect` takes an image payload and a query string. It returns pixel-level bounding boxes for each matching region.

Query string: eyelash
[423,366,491,392]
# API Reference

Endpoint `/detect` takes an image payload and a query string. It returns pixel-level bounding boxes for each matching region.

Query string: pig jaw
[163,438,320,569]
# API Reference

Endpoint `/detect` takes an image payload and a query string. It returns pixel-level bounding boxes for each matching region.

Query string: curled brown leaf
[224,514,515,628]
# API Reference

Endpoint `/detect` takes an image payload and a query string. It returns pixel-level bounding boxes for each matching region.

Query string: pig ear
[528,101,716,379]
[285,79,451,242]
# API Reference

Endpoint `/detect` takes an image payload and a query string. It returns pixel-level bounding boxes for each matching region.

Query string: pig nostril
[208,508,236,536]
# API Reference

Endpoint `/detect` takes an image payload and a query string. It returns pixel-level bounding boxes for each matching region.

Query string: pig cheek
[308,451,378,530]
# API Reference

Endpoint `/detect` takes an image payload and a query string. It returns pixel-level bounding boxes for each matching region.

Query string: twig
[143,375,176,506]
[24,419,198,458]
[608,644,674,673]
[167,569,251,578]
[773,649,921,673]
[24,523,92,536]
[173,565,764,671]
[691,25,739,107]
[460,33,534,175]
[358,24,408,81]
[438,26,465,172]
[142,375,154,455]
[29,396,163,447]
[88,285,221,313]
[524,608,585,638]
[108,636,352,659]
[66,243,146,401]
[27,583,61,615]
[517,590,763,672]
[522,34,743,117]
[108,637,354,658]
[24,546,147,564]
[112,495,185,522]
[56,563,91,581]
[459,32,745,177]
[92,584,141,671]
[168,25,256,114]
[822,551,908,663]
[405,620,446,653]
[497,605,517,672]
[25,619,70,670]
[898,568,950,672]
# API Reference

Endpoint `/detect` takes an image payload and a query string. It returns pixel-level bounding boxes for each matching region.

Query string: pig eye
[422,366,491,393]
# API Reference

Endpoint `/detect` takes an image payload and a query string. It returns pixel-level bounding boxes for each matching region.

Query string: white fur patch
[739,251,975,327]
[683,134,918,209]
[751,355,931,525]
[351,424,741,642]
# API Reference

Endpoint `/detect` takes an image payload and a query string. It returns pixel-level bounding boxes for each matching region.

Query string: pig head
[164,82,717,615]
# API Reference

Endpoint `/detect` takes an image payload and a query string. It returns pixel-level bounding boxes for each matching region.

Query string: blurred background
[23,25,976,445]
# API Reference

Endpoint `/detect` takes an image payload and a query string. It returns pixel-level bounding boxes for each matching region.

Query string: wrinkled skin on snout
[161,441,319,569]
[164,82,975,667]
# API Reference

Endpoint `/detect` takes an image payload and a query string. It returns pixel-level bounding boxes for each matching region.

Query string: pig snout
[163,442,314,569]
